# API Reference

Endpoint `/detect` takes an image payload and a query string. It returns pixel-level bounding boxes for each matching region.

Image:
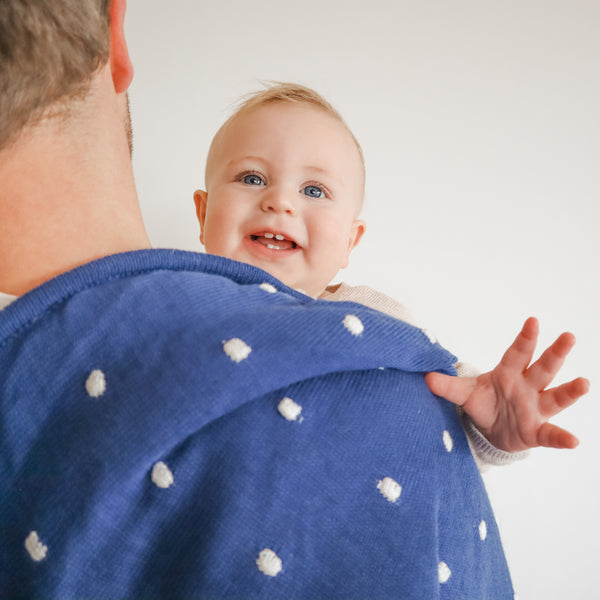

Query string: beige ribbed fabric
[321,283,417,325]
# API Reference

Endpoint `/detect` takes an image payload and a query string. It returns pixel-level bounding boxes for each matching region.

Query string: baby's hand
[425,317,590,452]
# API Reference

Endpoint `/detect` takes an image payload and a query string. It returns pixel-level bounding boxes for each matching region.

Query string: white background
[126,1,599,597]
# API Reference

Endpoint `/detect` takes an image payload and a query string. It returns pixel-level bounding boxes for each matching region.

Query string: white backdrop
[126,1,599,597]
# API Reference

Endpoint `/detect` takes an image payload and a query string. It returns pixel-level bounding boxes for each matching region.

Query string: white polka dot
[259,283,277,294]
[438,561,451,583]
[257,548,282,577]
[443,430,453,452]
[151,461,174,489]
[378,367,385,371]
[479,519,488,541]
[377,477,402,503]
[25,531,48,562]
[85,369,106,398]
[423,329,437,344]
[223,338,252,363]
[278,397,302,421]
[343,314,364,336]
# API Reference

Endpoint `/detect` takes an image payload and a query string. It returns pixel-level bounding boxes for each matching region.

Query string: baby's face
[195,103,365,297]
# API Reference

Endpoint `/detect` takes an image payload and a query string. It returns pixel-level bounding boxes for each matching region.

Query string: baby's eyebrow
[226,155,267,167]
[303,165,329,175]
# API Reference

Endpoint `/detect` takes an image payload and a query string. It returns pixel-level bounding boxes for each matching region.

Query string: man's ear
[193,190,209,245]
[109,0,134,93]
[342,219,366,268]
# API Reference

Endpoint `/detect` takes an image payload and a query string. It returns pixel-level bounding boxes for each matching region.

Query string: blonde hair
[0,0,111,151]
[205,82,365,187]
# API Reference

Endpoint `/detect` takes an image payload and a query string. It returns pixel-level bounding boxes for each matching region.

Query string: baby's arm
[425,317,590,453]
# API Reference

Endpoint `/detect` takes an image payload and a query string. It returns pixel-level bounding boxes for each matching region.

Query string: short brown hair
[206,82,365,186]
[0,0,111,151]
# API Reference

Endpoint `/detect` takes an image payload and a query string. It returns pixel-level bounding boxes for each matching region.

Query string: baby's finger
[525,331,576,391]
[499,317,539,372]
[536,422,579,449]
[539,377,590,419]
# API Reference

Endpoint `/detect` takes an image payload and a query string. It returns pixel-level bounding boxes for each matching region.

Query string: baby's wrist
[459,409,529,466]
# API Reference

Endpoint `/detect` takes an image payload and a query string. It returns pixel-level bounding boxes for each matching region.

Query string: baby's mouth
[249,232,299,251]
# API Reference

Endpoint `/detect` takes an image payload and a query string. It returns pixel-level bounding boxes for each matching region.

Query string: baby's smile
[248,231,300,252]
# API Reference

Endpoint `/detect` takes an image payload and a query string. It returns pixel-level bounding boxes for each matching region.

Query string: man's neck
[0,80,151,295]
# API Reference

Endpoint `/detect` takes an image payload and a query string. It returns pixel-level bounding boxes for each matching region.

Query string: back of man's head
[0,0,111,152]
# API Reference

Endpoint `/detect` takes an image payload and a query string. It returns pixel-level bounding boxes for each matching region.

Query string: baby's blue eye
[243,174,265,186]
[302,185,324,198]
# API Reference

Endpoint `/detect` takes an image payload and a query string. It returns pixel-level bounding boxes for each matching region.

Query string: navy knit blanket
[0,250,513,598]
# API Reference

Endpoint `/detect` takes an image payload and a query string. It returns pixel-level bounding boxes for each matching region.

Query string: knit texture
[0,250,513,599]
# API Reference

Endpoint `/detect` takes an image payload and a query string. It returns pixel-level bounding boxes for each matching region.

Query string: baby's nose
[260,189,296,215]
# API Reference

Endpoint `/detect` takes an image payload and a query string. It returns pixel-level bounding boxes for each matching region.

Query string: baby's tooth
[264,232,274,239]
[275,234,284,240]
[268,243,281,250]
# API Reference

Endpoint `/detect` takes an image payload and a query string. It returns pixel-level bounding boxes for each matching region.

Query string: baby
[194,83,589,456]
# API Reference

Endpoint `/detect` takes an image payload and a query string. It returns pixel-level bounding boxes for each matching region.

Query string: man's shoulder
[0,249,457,385]
[0,249,287,341]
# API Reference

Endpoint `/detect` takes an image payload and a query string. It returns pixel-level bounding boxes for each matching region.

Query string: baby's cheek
[203,219,232,254]
[203,236,232,259]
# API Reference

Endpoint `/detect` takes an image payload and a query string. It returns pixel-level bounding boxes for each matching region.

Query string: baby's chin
[278,277,327,299]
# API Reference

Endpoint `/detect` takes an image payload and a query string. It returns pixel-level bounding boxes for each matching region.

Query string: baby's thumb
[425,372,469,407]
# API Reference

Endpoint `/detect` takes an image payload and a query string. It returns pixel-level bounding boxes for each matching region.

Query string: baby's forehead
[207,102,365,193]
[225,102,346,140]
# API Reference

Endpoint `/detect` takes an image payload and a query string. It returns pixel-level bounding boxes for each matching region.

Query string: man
[0,1,514,598]
[0,0,149,296]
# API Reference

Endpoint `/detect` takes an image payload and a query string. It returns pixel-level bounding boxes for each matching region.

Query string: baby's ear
[342,219,366,268]
[193,190,208,245]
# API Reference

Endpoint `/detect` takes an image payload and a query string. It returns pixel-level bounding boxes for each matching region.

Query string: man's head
[0,0,112,152]
[195,83,367,297]
[0,0,147,296]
